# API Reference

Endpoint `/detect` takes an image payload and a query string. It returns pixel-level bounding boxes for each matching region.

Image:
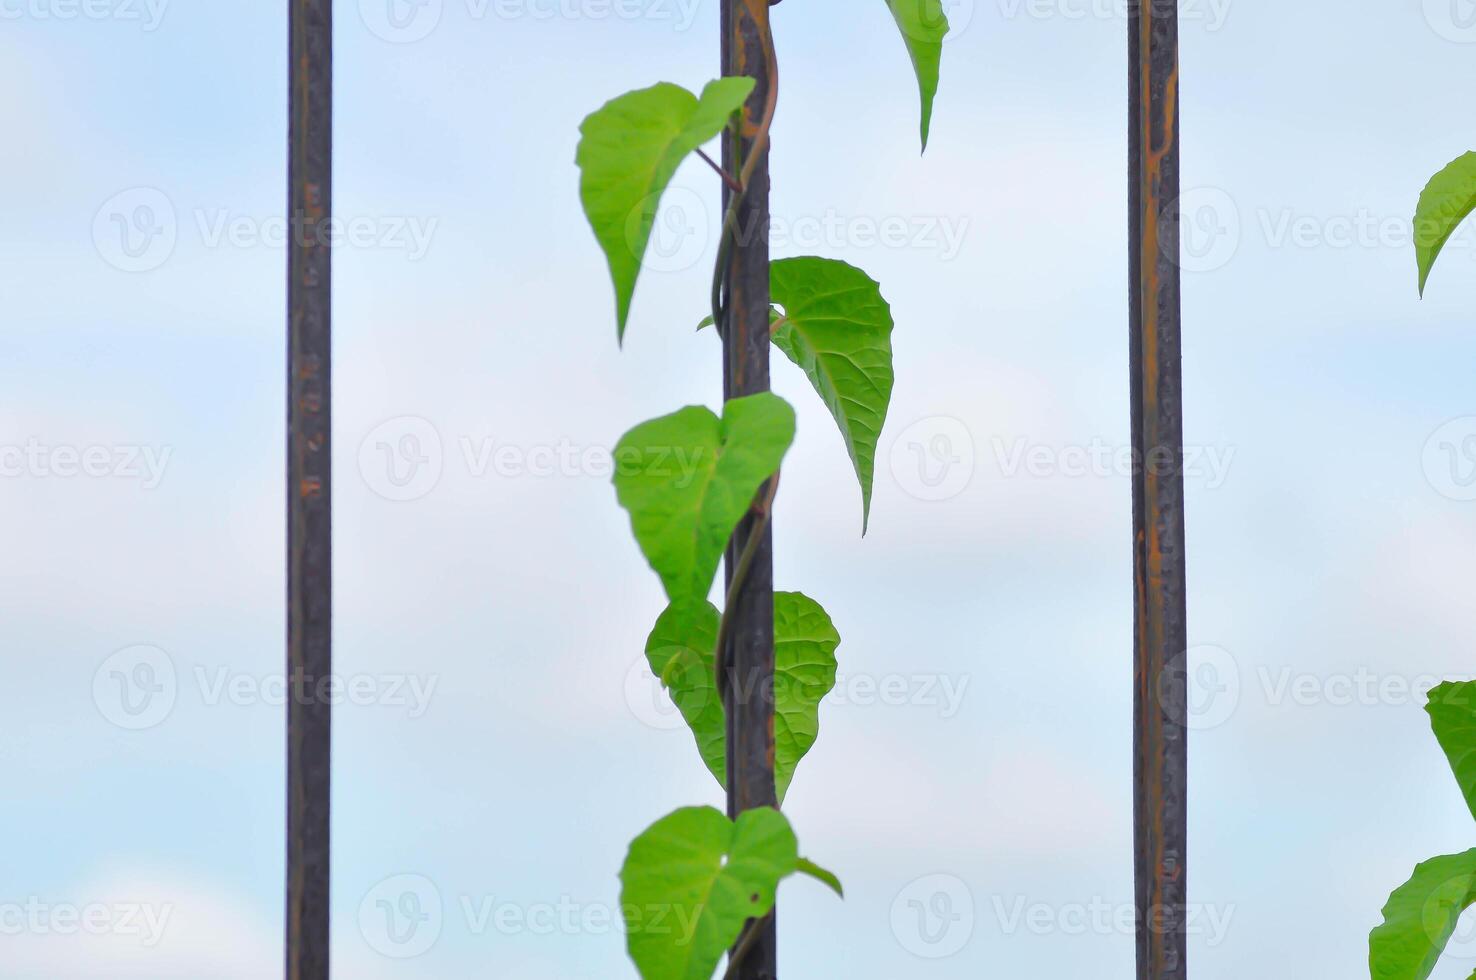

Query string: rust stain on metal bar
[287,0,332,977]
[721,0,777,977]
[1130,2,1187,979]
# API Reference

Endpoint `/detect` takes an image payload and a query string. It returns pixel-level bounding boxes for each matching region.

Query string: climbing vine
[574,3,951,977]
[1367,156,1476,980]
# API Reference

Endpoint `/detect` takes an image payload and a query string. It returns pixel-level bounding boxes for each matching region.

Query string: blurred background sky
[8,0,1476,976]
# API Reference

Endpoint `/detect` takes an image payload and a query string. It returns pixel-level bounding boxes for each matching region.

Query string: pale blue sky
[8,0,1476,977]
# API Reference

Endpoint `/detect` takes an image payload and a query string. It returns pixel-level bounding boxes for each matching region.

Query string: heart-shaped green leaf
[645,591,840,803]
[1415,151,1476,296]
[1370,848,1476,980]
[577,78,755,341]
[1427,681,1476,824]
[886,0,949,151]
[614,393,795,604]
[620,806,797,980]
[698,259,895,533]
[771,258,895,533]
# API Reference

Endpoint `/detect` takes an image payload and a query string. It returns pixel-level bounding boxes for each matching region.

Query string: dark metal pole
[287,0,332,977]
[721,0,776,977]
[1129,2,1187,979]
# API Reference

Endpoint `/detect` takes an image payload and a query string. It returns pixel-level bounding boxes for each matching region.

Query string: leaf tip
[616,295,634,347]
[796,857,845,899]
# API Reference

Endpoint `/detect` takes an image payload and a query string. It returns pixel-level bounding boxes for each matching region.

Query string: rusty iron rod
[1129,2,1187,979]
[721,0,777,977]
[286,0,332,976]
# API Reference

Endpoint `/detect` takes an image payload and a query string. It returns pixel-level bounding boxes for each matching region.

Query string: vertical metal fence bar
[1129,2,1187,979]
[721,0,777,977]
[287,0,332,977]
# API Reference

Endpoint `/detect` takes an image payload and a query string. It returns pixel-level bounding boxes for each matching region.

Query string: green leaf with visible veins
[644,591,841,803]
[1370,849,1476,980]
[620,806,797,980]
[1415,152,1476,296]
[700,259,896,532]
[771,257,895,533]
[613,393,794,604]
[886,0,949,150]
[770,593,843,802]
[577,78,755,341]
[645,597,724,782]
[1427,681,1476,824]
